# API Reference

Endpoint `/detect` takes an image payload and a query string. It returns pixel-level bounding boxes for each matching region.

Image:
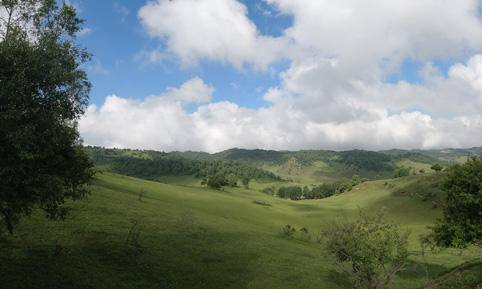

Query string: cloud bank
[80,0,482,152]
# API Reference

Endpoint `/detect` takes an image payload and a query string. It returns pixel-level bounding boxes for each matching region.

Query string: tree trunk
[4,4,14,41]
[1,209,14,234]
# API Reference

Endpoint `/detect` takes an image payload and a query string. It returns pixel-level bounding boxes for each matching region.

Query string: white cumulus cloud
[138,0,288,69]
[80,0,482,152]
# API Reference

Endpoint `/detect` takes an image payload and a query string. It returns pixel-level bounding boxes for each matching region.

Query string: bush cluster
[276,175,365,200]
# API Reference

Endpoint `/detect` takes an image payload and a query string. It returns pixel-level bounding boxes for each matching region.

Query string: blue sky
[76,0,482,152]
[77,0,293,108]
[76,0,463,108]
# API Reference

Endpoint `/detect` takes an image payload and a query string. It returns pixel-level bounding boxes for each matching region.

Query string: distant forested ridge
[85,146,279,181]
[338,150,393,172]
[85,146,482,182]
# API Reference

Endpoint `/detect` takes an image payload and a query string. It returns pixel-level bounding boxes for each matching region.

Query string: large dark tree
[430,157,482,248]
[0,0,93,234]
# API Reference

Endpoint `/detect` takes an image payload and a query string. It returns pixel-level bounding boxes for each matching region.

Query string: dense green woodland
[85,146,280,181]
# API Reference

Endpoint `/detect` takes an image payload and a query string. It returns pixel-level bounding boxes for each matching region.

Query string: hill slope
[87,146,477,184]
[1,172,480,289]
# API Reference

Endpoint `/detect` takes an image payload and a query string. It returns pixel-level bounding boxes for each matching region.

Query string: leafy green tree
[241,177,250,189]
[351,174,363,185]
[429,157,481,248]
[206,175,228,190]
[278,186,303,200]
[338,150,392,172]
[333,180,354,194]
[393,166,411,178]
[430,164,443,172]
[323,210,410,289]
[0,0,93,233]
[309,183,336,199]
[302,186,310,197]
[226,174,238,187]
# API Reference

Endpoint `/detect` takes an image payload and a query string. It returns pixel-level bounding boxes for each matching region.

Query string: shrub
[282,224,296,237]
[206,175,228,189]
[307,183,336,199]
[431,164,443,172]
[306,178,362,200]
[394,166,411,178]
[322,210,410,289]
[226,174,238,187]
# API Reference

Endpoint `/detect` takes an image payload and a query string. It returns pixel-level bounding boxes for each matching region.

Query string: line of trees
[201,174,252,190]
[276,175,365,200]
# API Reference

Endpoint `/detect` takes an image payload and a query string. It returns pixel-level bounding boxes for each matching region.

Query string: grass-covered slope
[1,172,480,289]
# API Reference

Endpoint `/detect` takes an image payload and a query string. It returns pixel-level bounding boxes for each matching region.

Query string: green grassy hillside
[86,146,482,186]
[1,172,480,289]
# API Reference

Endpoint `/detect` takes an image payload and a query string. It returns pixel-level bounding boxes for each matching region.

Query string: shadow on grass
[325,269,352,288]
[0,227,258,289]
[399,260,450,280]
[323,259,451,289]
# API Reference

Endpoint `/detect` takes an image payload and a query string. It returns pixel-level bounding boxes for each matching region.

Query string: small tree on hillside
[206,175,228,190]
[394,166,411,178]
[323,210,410,289]
[241,177,250,189]
[226,174,238,187]
[427,157,481,248]
[430,164,443,172]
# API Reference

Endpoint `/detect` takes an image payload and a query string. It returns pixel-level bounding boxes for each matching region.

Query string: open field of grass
[0,172,480,289]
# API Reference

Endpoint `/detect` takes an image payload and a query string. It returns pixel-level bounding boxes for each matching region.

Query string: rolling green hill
[86,146,482,187]
[1,172,480,289]
[383,147,482,164]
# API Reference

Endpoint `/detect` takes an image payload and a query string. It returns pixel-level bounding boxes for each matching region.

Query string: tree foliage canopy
[85,147,279,183]
[323,210,410,289]
[0,0,93,233]
[431,164,443,172]
[430,157,482,248]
